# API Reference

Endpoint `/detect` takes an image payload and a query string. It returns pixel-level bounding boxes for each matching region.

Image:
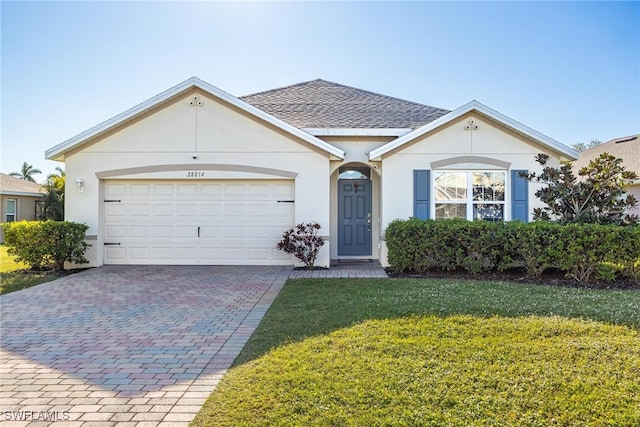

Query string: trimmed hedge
[2,221,89,271]
[385,219,640,284]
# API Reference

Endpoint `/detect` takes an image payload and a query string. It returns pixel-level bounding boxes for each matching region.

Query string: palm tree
[43,166,65,220]
[10,162,42,182]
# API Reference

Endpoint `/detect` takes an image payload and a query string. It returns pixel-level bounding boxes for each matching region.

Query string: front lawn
[192,278,640,427]
[0,246,63,294]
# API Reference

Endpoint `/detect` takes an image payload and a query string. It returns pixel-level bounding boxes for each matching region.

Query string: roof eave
[0,190,44,197]
[303,128,413,137]
[369,100,578,161]
[46,77,345,161]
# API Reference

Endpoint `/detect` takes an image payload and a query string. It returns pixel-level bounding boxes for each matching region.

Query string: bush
[385,219,639,284]
[276,222,325,269]
[504,221,564,277]
[2,221,90,271]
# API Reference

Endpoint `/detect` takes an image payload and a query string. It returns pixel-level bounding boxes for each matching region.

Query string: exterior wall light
[76,178,85,193]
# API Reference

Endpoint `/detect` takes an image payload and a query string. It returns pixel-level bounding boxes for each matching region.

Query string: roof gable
[46,77,345,161]
[240,79,450,130]
[1,173,44,196]
[369,100,578,160]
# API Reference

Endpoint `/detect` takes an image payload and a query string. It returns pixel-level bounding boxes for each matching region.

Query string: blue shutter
[511,170,528,222]
[413,170,430,220]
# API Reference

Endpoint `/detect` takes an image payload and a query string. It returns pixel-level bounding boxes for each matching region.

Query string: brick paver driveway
[0,265,289,426]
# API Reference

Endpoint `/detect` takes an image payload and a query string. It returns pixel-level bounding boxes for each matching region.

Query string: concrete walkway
[0,262,386,426]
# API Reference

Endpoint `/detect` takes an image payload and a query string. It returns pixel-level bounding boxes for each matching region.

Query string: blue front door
[338,179,372,256]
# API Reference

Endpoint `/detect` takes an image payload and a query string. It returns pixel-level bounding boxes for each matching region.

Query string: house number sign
[187,171,205,178]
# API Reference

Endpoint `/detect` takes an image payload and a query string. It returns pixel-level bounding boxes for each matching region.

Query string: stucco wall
[63,91,333,267]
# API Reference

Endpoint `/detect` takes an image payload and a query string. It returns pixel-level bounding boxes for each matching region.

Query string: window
[434,171,505,221]
[338,167,370,180]
[6,199,17,222]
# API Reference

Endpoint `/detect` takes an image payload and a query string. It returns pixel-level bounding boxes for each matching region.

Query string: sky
[2,1,639,182]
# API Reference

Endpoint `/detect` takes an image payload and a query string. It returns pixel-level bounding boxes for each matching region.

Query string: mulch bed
[386,267,639,290]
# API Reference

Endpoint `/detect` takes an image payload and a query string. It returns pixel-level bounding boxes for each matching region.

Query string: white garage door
[103,180,294,265]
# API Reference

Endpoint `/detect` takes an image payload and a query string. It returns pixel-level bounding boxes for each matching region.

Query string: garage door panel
[105,204,127,217]
[177,247,198,259]
[105,246,126,261]
[224,248,246,260]
[130,247,151,260]
[177,184,197,197]
[104,180,294,265]
[151,184,173,196]
[105,225,126,239]
[176,226,196,238]
[105,183,127,196]
[153,204,175,216]
[153,225,174,238]
[154,247,174,259]
[130,204,151,216]
[200,204,221,216]
[247,226,270,239]
[130,225,151,238]
[200,184,223,198]
[248,248,269,260]
[224,226,245,238]
[224,184,246,198]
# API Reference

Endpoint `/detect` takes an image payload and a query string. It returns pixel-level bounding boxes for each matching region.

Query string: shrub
[276,222,325,269]
[557,223,628,283]
[454,220,509,274]
[504,221,564,277]
[385,219,640,284]
[2,221,90,271]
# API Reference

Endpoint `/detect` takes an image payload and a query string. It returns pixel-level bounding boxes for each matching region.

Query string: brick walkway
[288,259,388,279]
[0,262,386,426]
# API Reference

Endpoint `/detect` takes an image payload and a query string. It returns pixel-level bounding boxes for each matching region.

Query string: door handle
[198,226,200,238]
[367,213,372,232]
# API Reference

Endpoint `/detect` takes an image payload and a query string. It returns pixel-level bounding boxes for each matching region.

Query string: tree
[520,153,638,225]
[571,138,602,153]
[9,161,42,182]
[42,167,65,220]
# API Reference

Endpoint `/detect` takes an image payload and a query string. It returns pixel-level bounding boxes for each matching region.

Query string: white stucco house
[45,77,578,268]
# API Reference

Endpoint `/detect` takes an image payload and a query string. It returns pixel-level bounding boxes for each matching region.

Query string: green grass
[0,246,63,294]
[192,279,640,427]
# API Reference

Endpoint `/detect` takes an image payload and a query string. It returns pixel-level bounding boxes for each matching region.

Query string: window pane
[6,199,16,222]
[435,203,467,219]
[435,172,467,200]
[472,172,505,201]
[474,203,504,222]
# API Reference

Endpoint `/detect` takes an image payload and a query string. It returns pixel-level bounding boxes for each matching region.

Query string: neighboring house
[0,173,45,243]
[45,77,578,267]
[572,134,640,217]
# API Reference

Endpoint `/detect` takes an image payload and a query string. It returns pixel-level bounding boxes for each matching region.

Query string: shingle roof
[239,79,450,130]
[573,134,640,175]
[0,173,44,196]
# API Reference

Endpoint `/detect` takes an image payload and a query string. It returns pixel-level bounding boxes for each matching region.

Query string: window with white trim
[434,171,506,221]
[6,199,17,222]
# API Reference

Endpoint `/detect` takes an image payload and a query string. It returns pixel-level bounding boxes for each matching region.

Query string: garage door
[103,180,294,265]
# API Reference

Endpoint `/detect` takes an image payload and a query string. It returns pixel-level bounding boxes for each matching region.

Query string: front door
[338,179,372,256]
